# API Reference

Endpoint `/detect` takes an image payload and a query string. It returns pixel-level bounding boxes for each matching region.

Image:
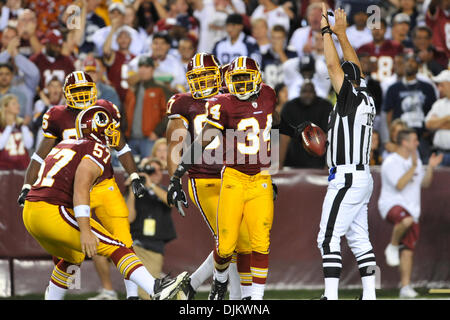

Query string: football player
[168,56,294,300]
[17,71,146,299]
[23,106,189,300]
[166,53,253,300]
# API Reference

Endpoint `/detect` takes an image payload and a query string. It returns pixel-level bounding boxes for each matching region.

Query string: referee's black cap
[341,61,361,83]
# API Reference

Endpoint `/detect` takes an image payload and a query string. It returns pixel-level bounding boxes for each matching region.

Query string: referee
[316,4,377,300]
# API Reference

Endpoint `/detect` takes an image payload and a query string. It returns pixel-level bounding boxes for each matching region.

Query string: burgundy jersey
[426,7,450,56]
[26,138,111,207]
[106,51,135,104]
[357,40,404,82]
[206,83,276,176]
[30,52,75,89]
[167,92,222,178]
[41,99,121,182]
[0,125,30,170]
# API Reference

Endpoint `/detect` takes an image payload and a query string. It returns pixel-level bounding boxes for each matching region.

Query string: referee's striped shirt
[326,78,376,168]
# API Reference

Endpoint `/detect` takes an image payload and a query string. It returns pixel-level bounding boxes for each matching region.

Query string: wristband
[74,205,91,218]
[31,152,44,164]
[130,172,140,181]
[116,144,131,157]
[22,184,31,191]
[321,26,333,36]
[173,163,189,179]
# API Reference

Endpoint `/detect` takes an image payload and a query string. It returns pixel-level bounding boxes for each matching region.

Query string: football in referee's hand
[301,123,327,157]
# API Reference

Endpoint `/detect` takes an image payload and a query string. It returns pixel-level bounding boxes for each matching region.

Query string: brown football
[301,123,327,157]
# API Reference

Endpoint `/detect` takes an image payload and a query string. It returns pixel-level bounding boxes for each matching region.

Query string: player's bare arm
[73,157,102,258]
[321,3,345,94]
[24,136,56,185]
[17,137,57,206]
[166,118,188,176]
[114,132,146,198]
[114,133,138,173]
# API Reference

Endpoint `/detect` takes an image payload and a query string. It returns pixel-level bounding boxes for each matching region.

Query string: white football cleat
[88,288,118,300]
[384,243,400,267]
[399,285,418,298]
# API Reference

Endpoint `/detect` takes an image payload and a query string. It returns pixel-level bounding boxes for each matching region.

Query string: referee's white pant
[317,165,376,277]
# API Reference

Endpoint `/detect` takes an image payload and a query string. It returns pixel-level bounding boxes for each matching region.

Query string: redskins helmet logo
[92,111,110,132]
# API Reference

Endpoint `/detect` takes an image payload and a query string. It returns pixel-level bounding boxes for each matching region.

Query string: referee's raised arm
[321,4,364,94]
[321,3,344,94]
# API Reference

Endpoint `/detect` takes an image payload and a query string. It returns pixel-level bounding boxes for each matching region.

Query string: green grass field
[2,288,449,300]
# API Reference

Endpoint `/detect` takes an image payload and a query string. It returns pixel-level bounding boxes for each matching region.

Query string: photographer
[126,157,177,300]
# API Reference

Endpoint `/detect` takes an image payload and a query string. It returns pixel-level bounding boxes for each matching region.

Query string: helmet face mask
[226,56,262,100]
[64,71,98,109]
[186,53,221,99]
[75,106,120,148]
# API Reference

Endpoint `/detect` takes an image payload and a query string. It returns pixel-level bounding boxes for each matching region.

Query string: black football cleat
[178,277,197,300]
[208,278,228,300]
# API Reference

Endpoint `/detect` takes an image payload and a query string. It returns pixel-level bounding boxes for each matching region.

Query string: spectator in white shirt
[251,18,271,55]
[425,70,450,166]
[91,2,144,56]
[345,10,373,50]
[0,0,23,31]
[250,0,291,33]
[129,32,187,92]
[378,128,442,298]
[288,2,322,58]
[192,0,246,53]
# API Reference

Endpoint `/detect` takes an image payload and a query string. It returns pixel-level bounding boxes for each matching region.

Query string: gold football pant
[90,177,133,247]
[188,177,251,253]
[23,201,128,265]
[215,168,273,258]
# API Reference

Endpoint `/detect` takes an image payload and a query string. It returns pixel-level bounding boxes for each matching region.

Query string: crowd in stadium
[0,0,448,170]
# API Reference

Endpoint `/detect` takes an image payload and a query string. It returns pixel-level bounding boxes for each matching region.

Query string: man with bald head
[279,81,333,168]
[288,2,323,58]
